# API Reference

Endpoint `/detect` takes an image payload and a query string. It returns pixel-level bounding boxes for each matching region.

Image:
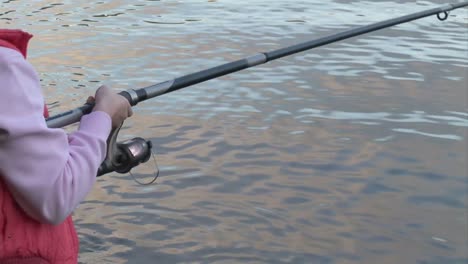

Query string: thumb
[86,96,95,104]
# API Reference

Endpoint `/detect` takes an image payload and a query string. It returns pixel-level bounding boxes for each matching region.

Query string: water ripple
[5,0,467,263]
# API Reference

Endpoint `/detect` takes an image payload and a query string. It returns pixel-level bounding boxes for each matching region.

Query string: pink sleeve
[0,47,112,225]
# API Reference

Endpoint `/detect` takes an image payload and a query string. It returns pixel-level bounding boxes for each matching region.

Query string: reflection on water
[3,0,467,263]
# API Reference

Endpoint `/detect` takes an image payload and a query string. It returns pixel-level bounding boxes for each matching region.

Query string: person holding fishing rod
[0,29,132,263]
[0,1,463,263]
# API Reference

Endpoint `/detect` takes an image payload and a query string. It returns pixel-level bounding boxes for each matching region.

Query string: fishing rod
[45,2,468,176]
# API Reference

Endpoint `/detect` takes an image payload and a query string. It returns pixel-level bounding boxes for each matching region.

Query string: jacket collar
[0,29,33,58]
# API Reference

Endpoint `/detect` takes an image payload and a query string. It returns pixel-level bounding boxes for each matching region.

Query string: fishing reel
[97,124,159,184]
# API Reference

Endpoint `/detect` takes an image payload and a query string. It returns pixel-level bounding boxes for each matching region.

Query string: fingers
[128,105,134,117]
[92,85,133,128]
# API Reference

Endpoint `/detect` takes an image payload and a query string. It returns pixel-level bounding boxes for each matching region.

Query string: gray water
[2,1,467,263]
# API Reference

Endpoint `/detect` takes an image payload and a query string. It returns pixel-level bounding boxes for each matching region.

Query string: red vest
[0,29,79,264]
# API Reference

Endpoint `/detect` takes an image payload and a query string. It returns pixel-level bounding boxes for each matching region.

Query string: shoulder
[0,45,42,111]
[0,46,38,82]
[0,46,24,62]
[0,46,32,75]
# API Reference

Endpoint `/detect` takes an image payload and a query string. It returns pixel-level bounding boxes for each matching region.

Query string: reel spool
[97,125,158,184]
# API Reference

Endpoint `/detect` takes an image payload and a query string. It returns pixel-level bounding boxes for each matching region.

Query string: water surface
[2,1,467,263]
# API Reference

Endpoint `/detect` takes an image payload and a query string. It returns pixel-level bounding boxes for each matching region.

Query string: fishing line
[129,151,160,185]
